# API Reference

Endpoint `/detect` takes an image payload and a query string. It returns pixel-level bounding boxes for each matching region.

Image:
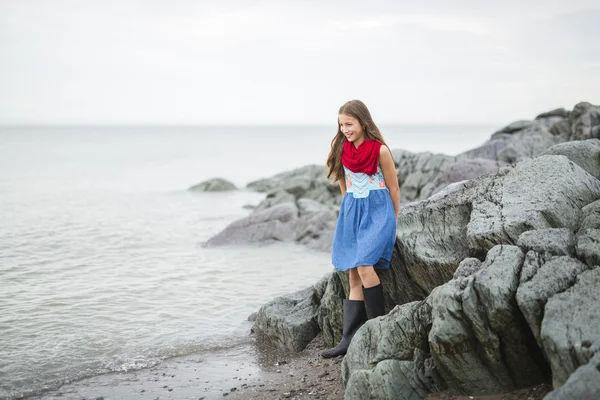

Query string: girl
[321,100,400,358]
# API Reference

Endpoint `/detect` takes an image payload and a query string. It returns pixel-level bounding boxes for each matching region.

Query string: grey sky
[1,0,599,124]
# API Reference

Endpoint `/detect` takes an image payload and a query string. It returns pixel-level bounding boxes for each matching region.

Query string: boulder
[536,108,570,119]
[205,202,298,246]
[188,177,236,191]
[568,102,600,141]
[516,254,590,345]
[428,245,547,395]
[576,200,600,267]
[390,179,474,303]
[253,286,320,352]
[253,190,296,213]
[495,120,535,134]
[441,158,504,183]
[516,228,576,258]
[541,139,600,179]
[391,149,455,202]
[246,164,328,193]
[577,230,600,267]
[578,200,600,233]
[459,116,566,164]
[467,156,600,252]
[544,352,600,400]
[342,301,446,399]
[540,267,600,387]
[452,257,482,279]
[344,357,445,400]
[316,272,345,347]
[208,164,340,248]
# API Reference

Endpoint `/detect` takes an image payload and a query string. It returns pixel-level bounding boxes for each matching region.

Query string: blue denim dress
[331,166,396,271]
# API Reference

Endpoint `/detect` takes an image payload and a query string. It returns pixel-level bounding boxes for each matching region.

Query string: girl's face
[339,113,365,145]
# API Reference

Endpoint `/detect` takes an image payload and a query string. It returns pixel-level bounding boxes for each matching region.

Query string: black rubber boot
[363,283,385,319]
[320,300,367,358]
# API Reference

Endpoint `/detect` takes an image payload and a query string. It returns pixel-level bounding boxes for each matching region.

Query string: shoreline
[28,330,552,400]
[28,334,344,400]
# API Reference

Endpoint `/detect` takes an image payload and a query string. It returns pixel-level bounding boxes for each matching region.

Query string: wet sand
[32,334,551,400]
[32,335,343,400]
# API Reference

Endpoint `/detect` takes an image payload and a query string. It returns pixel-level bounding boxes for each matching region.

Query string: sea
[0,124,498,399]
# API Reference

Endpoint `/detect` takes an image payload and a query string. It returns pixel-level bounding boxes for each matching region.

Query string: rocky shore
[208,102,600,399]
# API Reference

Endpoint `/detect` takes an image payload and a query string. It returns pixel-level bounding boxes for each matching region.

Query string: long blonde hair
[326,100,387,182]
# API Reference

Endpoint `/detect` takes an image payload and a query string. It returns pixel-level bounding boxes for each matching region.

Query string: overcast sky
[1,0,599,125]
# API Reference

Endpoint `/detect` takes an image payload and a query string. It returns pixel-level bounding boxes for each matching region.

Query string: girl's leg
[348,268,364,300]
[357,265,385,319]
[356,265,381,288]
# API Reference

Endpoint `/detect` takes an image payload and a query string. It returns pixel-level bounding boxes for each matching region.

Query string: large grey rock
[296,198,331,216]
[495,120,536,134]
[205,202,298,246]
[517,228,576,257]
[344,357,445,400]
[315,272,345,347]
[188,177,236,191]
[536,108,570,120]
[422,158,507,201]
[517,254,590,344]
[246,164,329,193]
[429,245,547,395]
[253,190,296,213]
[467,155,600,252]
[577,230,600,267]
[208,164,340,248]
[541,139,600,179]
[458,134,514,163]
[442,158,504,183]
[253,286,319,351]
[459,116,566,164]
[391,180,474,303]
[291,199,338,252]
[343,302,431,380]
[540,267,600,387]
[391,150,455,202]
[342,301,446,399]
[578,200,600,233]
[569,102,600,141]
[281,176,313,197]
[576,200,600,268]
[544,352,600,400]
[549,119,572,141]
[452,257,482,279]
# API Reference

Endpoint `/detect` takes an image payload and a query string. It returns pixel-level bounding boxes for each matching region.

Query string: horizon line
[0,121,504,128]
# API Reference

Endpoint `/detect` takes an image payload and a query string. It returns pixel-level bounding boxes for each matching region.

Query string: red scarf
[342,139,382,175]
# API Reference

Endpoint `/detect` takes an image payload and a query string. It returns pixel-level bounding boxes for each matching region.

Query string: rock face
[188,177,236,191]
[240,103,600,398]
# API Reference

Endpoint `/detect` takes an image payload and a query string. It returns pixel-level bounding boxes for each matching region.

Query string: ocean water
[0,124,497,399]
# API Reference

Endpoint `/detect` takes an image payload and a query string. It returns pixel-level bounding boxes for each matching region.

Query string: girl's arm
[338,178,347,197]
[379,145,400,218]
